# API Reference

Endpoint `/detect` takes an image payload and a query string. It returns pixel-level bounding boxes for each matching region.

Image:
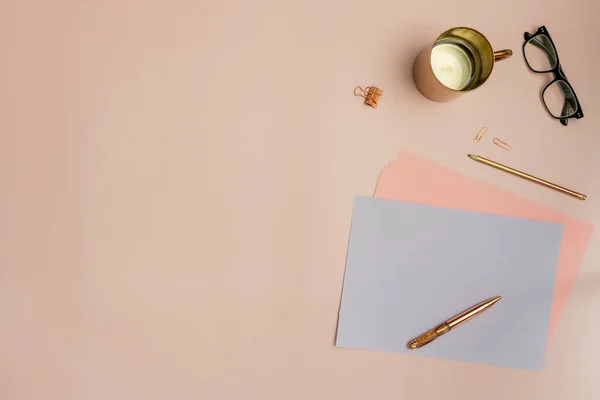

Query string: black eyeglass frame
[523,25,584,126]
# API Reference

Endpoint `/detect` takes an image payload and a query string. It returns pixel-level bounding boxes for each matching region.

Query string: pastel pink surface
[2,0,600,398]
[375,151,595,342]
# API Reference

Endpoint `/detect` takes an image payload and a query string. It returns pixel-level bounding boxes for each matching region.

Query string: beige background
[1,0,600,399]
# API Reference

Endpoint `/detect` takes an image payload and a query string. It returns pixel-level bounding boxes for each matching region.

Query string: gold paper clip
[473,127,487,144]
[493,138,512,151]
[354,86,382,108]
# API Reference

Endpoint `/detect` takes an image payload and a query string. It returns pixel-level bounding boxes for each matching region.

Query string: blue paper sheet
[336,196,564,370]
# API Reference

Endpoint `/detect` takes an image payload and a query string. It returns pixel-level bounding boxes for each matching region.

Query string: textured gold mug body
[413,27,512,102]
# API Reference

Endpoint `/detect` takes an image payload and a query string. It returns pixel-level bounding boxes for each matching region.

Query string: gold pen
[468,154,587,200]
[408,296,501,349]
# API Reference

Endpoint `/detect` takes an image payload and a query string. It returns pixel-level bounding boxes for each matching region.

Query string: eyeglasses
[523,26,583,126]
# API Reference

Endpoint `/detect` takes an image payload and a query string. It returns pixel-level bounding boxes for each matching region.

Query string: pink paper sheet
[374,151,594,342]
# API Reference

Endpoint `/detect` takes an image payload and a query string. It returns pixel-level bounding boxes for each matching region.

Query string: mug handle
[494,49,513,62]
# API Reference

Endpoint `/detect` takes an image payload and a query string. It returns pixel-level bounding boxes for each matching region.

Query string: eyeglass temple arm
[554,63,573,124]
[529,37,558,66]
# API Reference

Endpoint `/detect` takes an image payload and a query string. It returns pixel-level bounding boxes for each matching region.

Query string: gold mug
[413,27,513,102]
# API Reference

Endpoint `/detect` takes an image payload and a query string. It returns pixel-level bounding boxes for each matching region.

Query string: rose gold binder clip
[473,127,488,144]
[354,86,383,108]
[493,138,512,151]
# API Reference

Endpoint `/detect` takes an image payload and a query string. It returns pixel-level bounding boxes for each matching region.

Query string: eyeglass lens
[544,80,578,118]
[524,35,557,72]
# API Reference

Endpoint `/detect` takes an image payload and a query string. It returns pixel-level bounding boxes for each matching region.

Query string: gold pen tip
[467,154,478,160]
[488,296,501,306]
[408,341,419,350]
